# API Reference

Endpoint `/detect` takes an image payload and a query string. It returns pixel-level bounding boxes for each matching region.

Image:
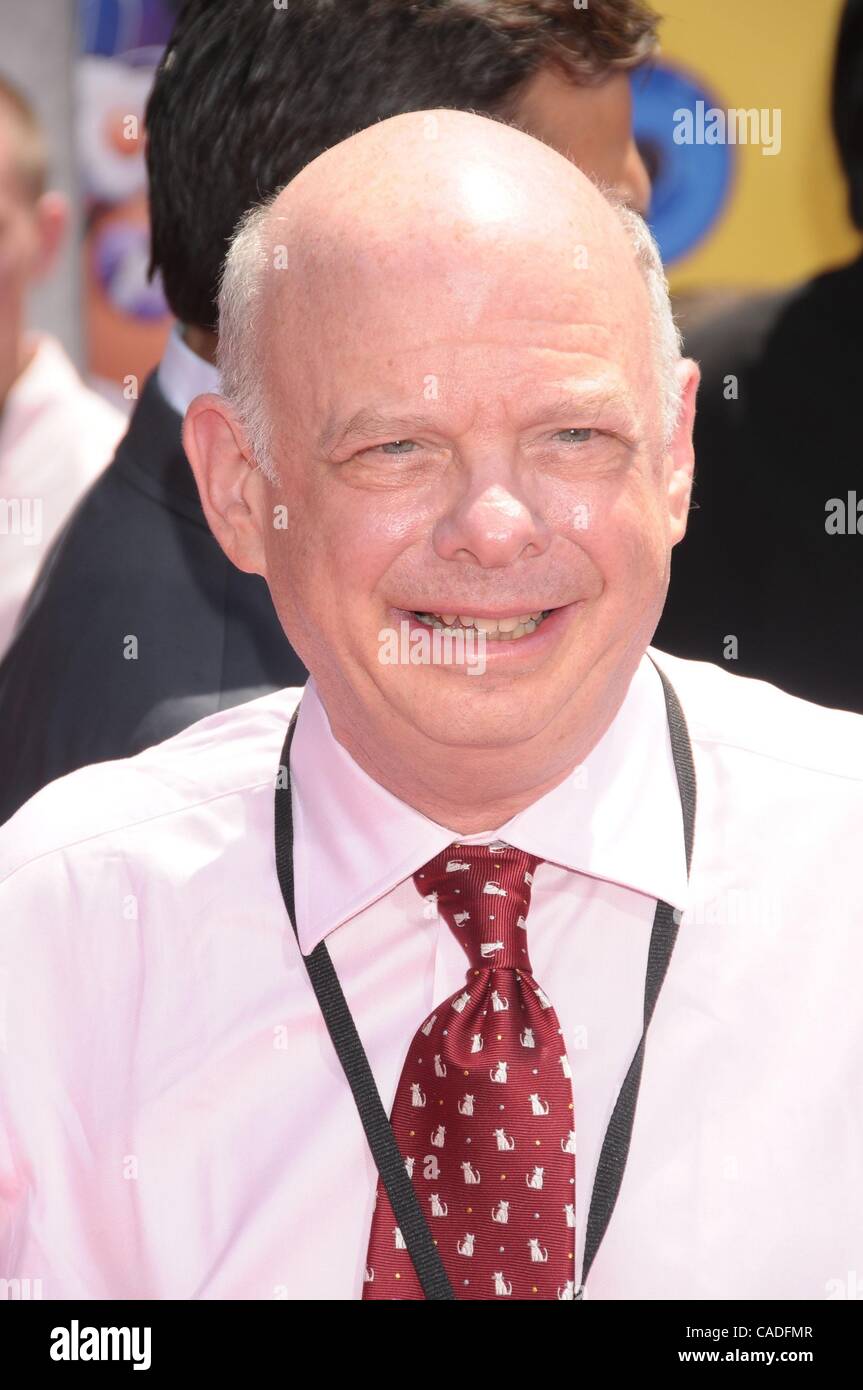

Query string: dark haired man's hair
[0,73,48,202]
[146,0,660,330]
[833,0,863,230]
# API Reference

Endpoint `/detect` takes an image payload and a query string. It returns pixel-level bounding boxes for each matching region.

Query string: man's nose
[432,482,551,568]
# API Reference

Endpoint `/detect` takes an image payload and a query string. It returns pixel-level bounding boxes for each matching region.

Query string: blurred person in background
[655,0,863,714]
[0,75,125,661]
[0,0,658,824]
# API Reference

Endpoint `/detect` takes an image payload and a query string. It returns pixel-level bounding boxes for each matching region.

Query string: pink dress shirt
[0,647,861,1299]
[0,335,126,660]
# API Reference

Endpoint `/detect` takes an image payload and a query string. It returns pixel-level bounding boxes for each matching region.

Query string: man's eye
[377,439,418,455]
[554,428,594,444]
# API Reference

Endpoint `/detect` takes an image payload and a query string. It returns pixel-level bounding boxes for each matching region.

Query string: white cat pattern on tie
[362,841,577,1300]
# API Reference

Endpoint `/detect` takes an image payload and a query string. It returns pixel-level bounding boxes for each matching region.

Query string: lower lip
[392,604,577,662]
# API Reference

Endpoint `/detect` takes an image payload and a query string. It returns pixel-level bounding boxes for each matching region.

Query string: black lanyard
[274,654,697,1299]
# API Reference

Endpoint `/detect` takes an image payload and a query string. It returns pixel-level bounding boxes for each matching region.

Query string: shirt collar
[156,324,220,418]
[290,648,690,955]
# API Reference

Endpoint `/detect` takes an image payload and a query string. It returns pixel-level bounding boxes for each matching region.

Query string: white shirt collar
[156,324,221,418]
[290,646,689,954]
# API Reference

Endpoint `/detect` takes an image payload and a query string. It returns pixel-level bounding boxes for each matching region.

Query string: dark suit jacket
[655,251,863,713]
[0,370,306,823]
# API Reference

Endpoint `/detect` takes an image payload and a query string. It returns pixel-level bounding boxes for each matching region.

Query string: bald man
[1,112,861,1303]
[0,0,657,827]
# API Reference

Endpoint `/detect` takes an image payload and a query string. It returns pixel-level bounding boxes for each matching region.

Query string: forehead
[516,67,635,160]
[266,216,655,429]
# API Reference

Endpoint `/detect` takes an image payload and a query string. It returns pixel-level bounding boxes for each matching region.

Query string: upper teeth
[414,611,549,640]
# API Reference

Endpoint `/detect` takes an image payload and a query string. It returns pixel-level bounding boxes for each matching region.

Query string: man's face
[253,197,694,753]
[0,129,43,322]
[513,68,651,216]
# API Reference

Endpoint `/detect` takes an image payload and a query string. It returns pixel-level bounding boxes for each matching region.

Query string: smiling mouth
[411,610,555,641]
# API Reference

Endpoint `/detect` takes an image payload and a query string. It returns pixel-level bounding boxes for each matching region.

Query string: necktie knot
[413,841,543,972]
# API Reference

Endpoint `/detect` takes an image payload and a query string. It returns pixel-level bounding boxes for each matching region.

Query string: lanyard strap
[274,655,696,1300]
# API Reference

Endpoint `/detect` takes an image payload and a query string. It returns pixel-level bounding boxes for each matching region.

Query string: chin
[379,669,572,751]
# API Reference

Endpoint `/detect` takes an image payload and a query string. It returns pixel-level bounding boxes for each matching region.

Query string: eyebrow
[528,385,639,434]
[320,409,438,455]
[320,383,639,454]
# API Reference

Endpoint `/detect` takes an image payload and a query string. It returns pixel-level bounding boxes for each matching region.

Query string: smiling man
[0,0,657,828]
[185,113,686,834]
[0,111,861,1302]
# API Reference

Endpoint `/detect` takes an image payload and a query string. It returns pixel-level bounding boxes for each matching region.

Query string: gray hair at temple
[216,182,684,486]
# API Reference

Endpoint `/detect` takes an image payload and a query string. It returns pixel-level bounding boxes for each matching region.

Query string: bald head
[218,109,681,480]
[272,105,627,253]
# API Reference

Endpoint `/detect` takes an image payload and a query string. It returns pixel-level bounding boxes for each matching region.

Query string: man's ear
[665,356,700,546]
[183,393,269,576]
[32,191,68,280]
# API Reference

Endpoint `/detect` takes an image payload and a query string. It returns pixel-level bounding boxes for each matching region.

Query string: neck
[323,656,637,834]
[0,319,34,414]
[181,323,218,365]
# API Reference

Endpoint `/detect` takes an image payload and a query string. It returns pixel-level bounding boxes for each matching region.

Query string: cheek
[270,486,414,618]
[0,240,25,290]
[0,217,38,284]
[555,476,668,587]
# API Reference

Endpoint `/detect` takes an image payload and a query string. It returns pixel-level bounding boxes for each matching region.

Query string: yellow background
[660,0,861,291]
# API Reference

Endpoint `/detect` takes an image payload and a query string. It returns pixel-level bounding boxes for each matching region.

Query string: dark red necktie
[363,842,577,1300]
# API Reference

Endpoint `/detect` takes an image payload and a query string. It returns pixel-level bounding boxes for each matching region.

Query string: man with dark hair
[0,0,659,824]
[147,0,656,340]
[0,74,125,661]
[655,0,863,713]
